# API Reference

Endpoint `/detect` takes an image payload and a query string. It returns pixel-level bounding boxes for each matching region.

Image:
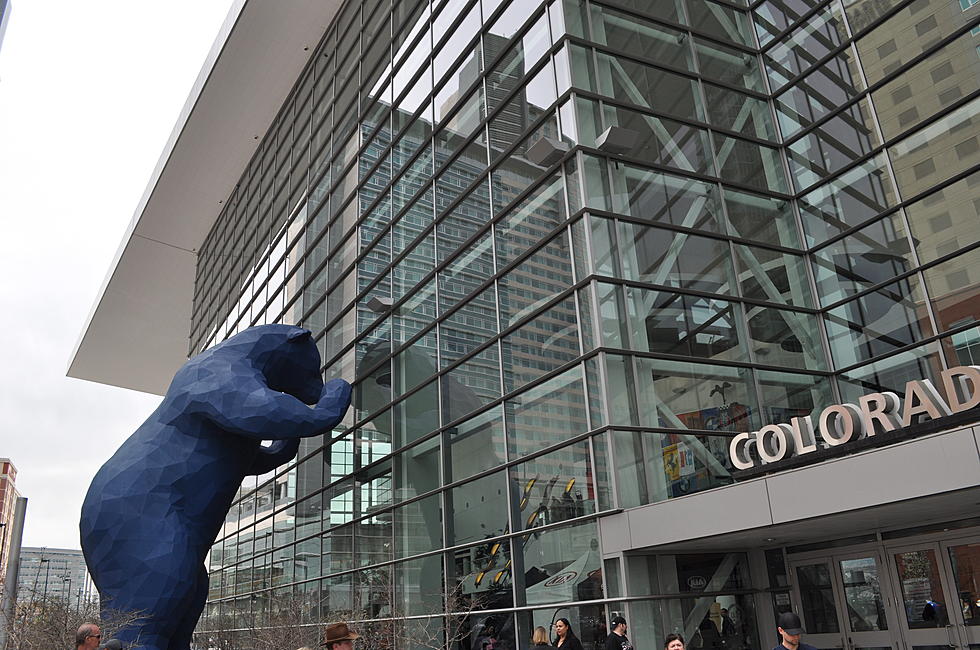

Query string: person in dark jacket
[605,616,634,650]
[553,618,585,650]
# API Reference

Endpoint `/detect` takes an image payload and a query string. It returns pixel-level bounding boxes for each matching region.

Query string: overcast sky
[0,1,234,549]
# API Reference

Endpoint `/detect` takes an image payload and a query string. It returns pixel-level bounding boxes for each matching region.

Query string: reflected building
[15,547,95,611]
[69,0,980,648]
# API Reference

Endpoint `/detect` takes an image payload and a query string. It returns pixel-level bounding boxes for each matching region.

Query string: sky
[0,1,235,549]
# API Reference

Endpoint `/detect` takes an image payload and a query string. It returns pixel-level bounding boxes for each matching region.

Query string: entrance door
[791,559,846,650]
[836,553,894,650]
[887,543,962,650]
[790,553,896,650]
[940,538,980,649]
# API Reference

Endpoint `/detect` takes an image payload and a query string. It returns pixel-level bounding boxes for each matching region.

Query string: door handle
[945,623,957,648]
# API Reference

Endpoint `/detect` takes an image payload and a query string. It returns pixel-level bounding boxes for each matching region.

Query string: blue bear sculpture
[79,324,351,650]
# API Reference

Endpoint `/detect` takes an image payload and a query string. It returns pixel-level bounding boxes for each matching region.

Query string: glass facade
[189,0,980,647]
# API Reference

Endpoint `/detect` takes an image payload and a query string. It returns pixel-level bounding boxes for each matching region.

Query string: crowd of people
[72,609,814,650]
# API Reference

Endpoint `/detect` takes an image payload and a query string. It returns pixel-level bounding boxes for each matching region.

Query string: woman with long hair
[553,618,584,650]
[532,626,557,648]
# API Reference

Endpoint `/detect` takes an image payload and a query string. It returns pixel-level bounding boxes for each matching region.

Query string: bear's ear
[288,329,313,342]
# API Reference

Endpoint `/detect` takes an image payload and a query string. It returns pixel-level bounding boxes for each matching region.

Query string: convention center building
[69,0,980,647]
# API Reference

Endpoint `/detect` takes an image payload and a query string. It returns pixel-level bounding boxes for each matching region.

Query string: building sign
[729,366,980,470]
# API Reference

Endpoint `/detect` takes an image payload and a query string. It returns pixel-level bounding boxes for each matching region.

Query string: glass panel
[602,102,714,175]
[765,7,848,90]
[825,276,932,368]
[695,37,764,92]
[500,298,580,394]
[872,31,980,141]
[797,563,841,633]
[904,171,980,265]
[894,549,950,628]
[611,163,721,233]
[590,5,694,71]
[838,342,944,402]
[688,0,754,46]
[855,0,980,86]
[775,51,866,137]
[941,325,980,367]
[505,365,589,461]
[788,100,882,192]
[510,438,596,530]
[617,285,749,363]
[705,83,778,142]
[618,222,737,296]
[394,491,443,558]
[599,53,703,124]
[840,557,888,631]
[747,306,827,371]
[447,406,507,483]
[450,470,508,546]
[923,246,980,334]
[713,134,788,193]
[799,154,898,247]
[520,519,603,605]
[735,244,813,307]
[812,214,916,306]
[633,356,759,432]
[757,369,835,424]
[723,186,800,248]
[889,96,980,198]
[612,429,735,507]
[947,542,980,626]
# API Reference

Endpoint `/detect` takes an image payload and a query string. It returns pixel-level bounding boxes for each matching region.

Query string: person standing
[320,622,361,650]
[605,616,634,650]
[533,625,558,648]
[554,618,585,650]
[74,622,101,650]
[773,612,817,650]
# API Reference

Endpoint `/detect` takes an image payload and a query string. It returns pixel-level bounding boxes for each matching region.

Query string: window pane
[826,276,933,367]
[889,97,980,198]
[612,429,736,507]
[618,222,738,296]
[812,213,915,305]
[633,355,759,432]
[904,171,980,264]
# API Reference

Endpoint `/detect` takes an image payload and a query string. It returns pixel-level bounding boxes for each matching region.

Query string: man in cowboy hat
[321,622,361,650]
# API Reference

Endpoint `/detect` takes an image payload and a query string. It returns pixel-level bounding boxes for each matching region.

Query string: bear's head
[220,324,324,404]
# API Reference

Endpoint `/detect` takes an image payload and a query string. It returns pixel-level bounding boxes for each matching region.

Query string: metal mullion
[587,205,806,258]
[599,338,832,377]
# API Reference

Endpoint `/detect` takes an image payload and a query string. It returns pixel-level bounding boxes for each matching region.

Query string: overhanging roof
[68,0,341,395]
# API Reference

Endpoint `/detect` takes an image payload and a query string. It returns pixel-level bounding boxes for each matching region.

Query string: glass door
[836,553,895,650]
[941,538,980,649]
[790,559,846,650]
[888,543,961,650]
[790,553,898,650]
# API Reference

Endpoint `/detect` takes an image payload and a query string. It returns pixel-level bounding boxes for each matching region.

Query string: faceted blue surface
[80,324,351,650]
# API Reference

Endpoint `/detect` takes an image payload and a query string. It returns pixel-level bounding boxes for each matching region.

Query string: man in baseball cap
[605,615,634,650]
[321,622,361,650]
[774,612,816,650]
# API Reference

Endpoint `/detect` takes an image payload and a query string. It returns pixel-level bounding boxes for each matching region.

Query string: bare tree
[196,577,489,650]
[2,590,144,650]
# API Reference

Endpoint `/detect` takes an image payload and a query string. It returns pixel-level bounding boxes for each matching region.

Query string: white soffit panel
[68,0,342,395]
